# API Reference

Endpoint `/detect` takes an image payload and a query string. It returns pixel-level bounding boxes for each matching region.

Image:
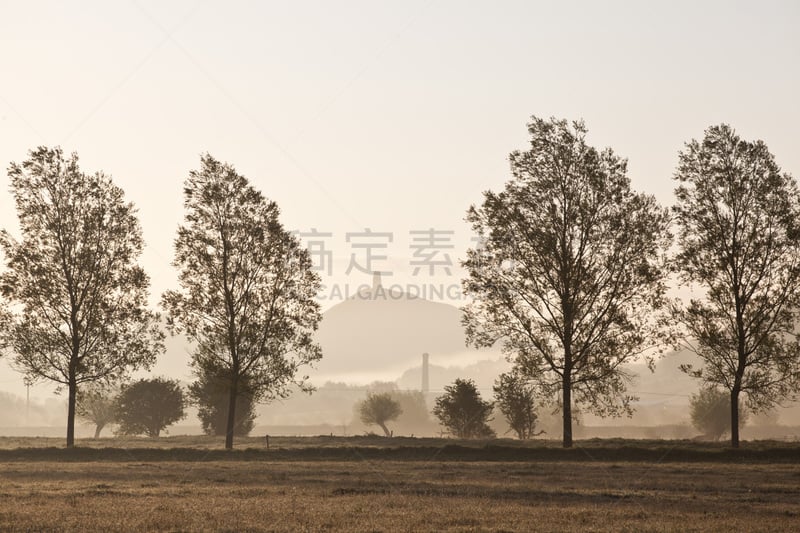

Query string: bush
[690,387,747,441]
[116,377,187,437]
[433,378,495,439]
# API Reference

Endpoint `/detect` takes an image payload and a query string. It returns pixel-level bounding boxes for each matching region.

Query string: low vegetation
[0,436,798,532]
[690,387,748,441]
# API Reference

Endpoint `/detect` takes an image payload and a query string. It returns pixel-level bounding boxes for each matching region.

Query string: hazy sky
[1,0,799,397]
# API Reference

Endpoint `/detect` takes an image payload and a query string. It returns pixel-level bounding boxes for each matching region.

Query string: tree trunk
[562,372,572,448]
[561,283,574,449]
[66,373,76,448]
[733,291,745,449]
[225,376,238,450]
[94,424,103,439]
[730,385,740,449]
[379,422,391,437]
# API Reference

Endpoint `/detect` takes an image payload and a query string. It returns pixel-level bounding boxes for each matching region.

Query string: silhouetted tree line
[1,117,799,449]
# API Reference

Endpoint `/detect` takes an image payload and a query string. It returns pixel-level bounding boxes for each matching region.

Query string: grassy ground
[1,437,799,531]
[2,434,799,462]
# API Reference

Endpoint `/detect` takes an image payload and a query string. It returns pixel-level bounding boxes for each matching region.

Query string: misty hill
[313,276,499,380]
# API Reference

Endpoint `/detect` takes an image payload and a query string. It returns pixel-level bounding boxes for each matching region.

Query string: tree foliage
[76,384,118,438]
[162,154,323,449]
[463,117,671,447]
[188,362,256,437]
[358,392,402,437]
[493,371,542,440]
[672,124,800,447]
[432,378,495,439]
[689,387,747,441]
[0,146,164,447]
[115,377,186,437]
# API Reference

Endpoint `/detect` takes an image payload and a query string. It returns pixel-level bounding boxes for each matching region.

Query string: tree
[463,117,671,448]
[115,377,186,437]
[358,392,402,436]
[189,361,256,437]
[76,384,118,438]
[390,390,436,436]
[672,124,800,448]
[162,154,323,450]
[0,147,165,447]
[689,387,748,441]
[493,371,543,440]
[432,378,495,439]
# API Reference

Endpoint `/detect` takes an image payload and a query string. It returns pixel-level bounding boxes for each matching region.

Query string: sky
[0,0,799,399]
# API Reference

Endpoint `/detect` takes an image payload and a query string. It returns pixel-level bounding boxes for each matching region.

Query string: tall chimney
[422,352,429,394]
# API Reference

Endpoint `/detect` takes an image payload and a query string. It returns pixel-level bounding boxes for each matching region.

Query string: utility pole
[24,377,32,426]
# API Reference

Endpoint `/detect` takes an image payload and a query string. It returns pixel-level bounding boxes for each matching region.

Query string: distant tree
[433,378,495,439]
[690,387,747,441]
[162,154,323,449]
[391,390,436,435]
[116,377,186,438]
[493,372,543,440]
[76,384,118,438]
[358,392,402,436]
[189,362,256,437]
[463,117,671,448]
[0,147,165,447]
[672,124,800,448]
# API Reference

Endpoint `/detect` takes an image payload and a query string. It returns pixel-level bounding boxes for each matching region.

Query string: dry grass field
[1,436,799,532]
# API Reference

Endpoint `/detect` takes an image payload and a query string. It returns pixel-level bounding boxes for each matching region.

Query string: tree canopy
[115,377,186,438]
[358,392,402,437]
[463,117,671,447]
[433,378,495,439]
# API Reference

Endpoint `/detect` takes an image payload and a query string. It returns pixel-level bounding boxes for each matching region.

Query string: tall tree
[672,124,800,448]
[115,377,186,438]
[0,147,164,447]
[463,117,671,447]
[162,154,323,450]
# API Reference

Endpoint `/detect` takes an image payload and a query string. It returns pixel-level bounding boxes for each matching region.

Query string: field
[1,436,799,532]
